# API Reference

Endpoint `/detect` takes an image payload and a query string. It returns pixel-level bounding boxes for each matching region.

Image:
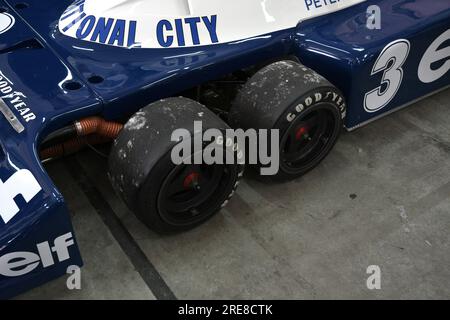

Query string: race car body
[0,0,448,298]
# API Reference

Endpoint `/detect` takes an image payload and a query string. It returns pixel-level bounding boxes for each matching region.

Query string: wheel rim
[280,103,339,174]
[157,154,237,226]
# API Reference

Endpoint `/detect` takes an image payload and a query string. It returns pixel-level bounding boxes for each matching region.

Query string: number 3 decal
[364,39,411,113]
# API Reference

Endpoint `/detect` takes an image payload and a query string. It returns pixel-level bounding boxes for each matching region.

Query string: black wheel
[229,61,346,181]
[109,97,244,233]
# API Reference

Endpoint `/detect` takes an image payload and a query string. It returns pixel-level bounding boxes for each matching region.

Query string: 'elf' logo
[0,233,75,277]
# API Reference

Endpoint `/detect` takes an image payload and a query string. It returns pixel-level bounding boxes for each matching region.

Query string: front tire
[109,97,243,233]
[229,61,346,181]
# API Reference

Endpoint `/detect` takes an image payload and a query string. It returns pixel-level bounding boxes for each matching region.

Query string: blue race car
[0,0,449,298]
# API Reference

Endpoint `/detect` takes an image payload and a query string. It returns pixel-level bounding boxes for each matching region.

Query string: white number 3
[364,39,410,113]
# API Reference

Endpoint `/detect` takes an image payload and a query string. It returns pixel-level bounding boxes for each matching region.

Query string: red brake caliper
[183,172,200,190]
[295,126,309,141]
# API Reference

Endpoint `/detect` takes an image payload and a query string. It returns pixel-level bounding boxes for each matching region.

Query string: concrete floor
[18,89,450,300]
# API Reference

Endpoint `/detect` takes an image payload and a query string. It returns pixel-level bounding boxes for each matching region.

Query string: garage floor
[18,89,450,300]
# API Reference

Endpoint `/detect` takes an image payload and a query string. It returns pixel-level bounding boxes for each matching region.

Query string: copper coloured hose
[40,117,123,160]
[75,116,123,138]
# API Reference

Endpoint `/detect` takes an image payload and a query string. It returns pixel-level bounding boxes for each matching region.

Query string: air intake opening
[0,39,44,55]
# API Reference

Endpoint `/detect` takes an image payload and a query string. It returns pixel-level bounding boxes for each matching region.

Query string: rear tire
[109,97,243,233]
[229,61,346,181]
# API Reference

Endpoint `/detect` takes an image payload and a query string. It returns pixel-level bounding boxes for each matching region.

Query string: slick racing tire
[229,60,346,181]
[109,97,244,233]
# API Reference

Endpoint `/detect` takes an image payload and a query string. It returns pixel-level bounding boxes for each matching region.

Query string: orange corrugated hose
[75,116,123,138]
[40,117,123,160]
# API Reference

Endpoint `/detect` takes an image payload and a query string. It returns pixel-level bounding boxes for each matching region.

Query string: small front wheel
[109,97,243,233]
[229,61,346,181]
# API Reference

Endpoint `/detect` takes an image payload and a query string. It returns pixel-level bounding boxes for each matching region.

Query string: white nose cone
[84,0,193,16]
[58,0,365,49]
[0,13,15,35]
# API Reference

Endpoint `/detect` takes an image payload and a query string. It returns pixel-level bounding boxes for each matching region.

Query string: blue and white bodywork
[0,0,448,298]
[58,0,365,49]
